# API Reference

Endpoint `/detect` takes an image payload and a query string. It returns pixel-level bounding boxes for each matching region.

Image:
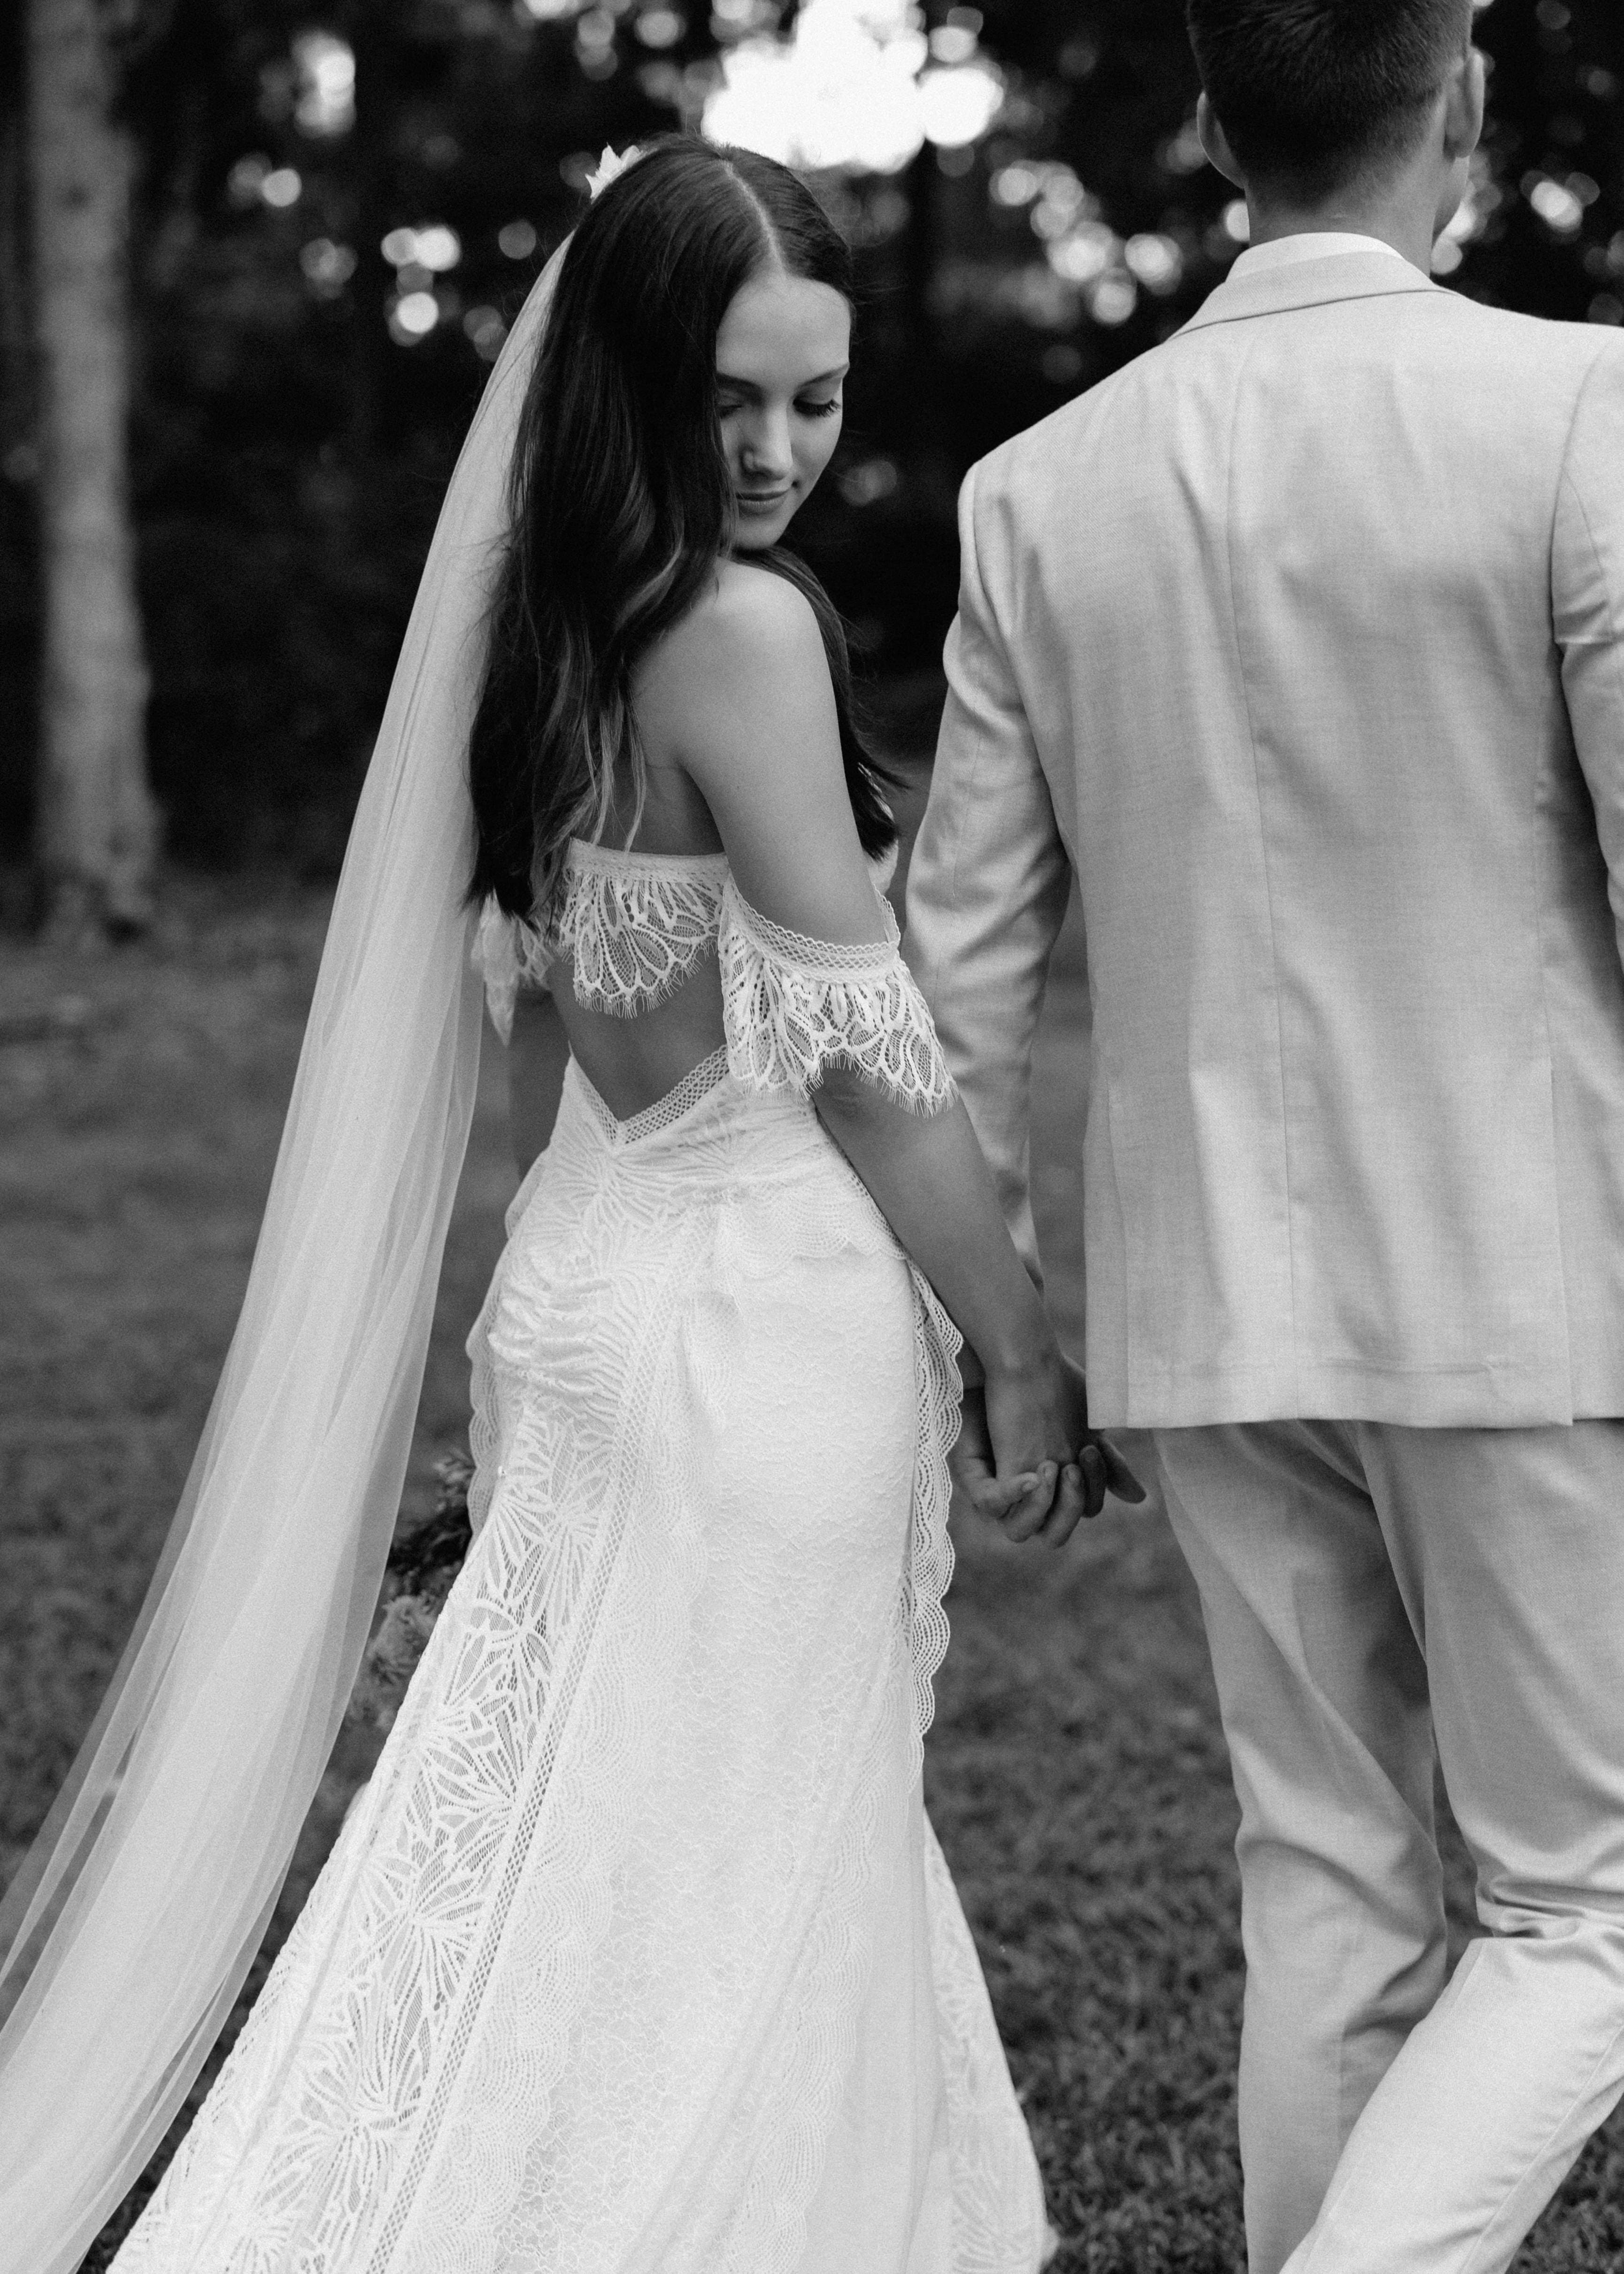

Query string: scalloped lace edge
[718,881,956,1118]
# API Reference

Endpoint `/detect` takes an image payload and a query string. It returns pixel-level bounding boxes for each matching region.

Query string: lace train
[113,1064,1046,2273]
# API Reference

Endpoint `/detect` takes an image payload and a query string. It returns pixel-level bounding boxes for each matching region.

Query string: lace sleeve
[718,878,956,1115]
[471,899,554,1045]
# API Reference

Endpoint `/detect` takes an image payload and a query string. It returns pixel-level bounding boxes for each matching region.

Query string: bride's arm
[666,563,1130,1538]
[810,1065,1144,1534]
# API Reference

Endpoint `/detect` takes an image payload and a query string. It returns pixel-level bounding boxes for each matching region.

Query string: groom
[908,1,1624,2266]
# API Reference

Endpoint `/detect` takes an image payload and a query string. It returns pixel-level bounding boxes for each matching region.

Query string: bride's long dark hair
[467,136,898,921]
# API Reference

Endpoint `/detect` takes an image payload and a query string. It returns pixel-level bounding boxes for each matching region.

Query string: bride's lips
[737,487,793,513]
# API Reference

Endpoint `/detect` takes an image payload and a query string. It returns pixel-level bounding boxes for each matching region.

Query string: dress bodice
[473,836,953,1117]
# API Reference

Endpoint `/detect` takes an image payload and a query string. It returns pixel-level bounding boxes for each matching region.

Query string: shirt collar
[1231,231,1420,278]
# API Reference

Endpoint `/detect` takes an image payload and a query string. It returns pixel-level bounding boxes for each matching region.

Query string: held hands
[951,1351,1147,1549]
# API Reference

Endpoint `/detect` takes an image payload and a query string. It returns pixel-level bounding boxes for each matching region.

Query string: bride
[0,135,1136,2273]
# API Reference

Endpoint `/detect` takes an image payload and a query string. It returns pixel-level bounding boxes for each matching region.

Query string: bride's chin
[731,518,789,555]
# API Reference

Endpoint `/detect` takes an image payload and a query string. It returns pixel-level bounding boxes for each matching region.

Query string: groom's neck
[1241,162,1442,277]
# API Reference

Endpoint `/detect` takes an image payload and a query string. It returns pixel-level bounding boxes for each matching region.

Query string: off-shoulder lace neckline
[474,835,906,1040]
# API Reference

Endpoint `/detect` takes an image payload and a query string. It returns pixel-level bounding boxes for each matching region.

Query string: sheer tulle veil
[0,245,566,2274]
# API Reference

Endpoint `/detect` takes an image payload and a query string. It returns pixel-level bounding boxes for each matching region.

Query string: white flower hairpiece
[585,144,645,200]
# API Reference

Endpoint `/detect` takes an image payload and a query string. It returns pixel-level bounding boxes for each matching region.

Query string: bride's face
[714,271,850,552]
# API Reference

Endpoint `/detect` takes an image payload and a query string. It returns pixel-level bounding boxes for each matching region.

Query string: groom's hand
[1060,1358,1150,1527]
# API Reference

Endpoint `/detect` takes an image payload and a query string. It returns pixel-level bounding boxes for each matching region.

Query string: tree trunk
[0,19,29,455]
[26,0,158,939]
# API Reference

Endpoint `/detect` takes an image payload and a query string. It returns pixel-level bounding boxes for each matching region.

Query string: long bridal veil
[0,247,564,2274]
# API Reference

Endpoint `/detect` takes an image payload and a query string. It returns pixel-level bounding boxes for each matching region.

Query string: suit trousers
[1154,1418,1624,2274]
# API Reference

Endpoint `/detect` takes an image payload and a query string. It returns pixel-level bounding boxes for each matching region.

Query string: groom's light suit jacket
[906,244,1624,1430]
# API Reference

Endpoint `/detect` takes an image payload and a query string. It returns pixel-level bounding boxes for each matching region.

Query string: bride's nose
[737,405,794,480]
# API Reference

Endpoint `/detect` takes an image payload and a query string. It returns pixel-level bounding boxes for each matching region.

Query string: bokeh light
[838,456,901,505]
[498,220,539,260]
[916,61,1003,148]
[292,32,355,139]
[380,226,462,273]
[577,7,618,79]
[635,8,686,48]
[388,292,441,345]
[1046,223,1115,287]
[1527,174,1588,236]
[300,238,357,298]
[413,226,462,273]
[929,9,982,66]
[702,0,1003,176]
[1159,116,1207,177]
[226,152,272,208]
[1086,272,1139,327]
[989,162,1041,208]
[463,306,509,360]
[1124,233,1184,294]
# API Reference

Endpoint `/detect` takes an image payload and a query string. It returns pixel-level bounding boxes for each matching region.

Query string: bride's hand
[983,1347,1087,1543]
[952,1353,1148,1547]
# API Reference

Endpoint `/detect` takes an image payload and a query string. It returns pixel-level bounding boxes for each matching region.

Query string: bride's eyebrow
[714,365,850,393]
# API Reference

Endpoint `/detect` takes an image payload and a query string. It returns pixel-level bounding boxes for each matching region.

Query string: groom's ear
[1196,93,1247,190]
[1442,45,1487,165]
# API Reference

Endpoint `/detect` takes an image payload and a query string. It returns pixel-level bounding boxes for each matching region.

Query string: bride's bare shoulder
[637,560,830,756]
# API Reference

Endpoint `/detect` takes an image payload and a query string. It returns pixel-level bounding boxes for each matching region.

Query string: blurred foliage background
[1,0,1621,894]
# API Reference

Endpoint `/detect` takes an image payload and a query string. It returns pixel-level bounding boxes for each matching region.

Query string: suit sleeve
[904,457,1071,1282]
[1555,339,1624,978]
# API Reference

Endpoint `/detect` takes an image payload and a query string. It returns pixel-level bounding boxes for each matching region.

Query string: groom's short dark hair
[1186,0,1474,186]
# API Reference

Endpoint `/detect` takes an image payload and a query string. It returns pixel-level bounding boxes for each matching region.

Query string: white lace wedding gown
[113,841,1051,2274]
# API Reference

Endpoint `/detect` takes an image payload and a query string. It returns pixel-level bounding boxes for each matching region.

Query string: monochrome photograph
[2,1,1624,2266]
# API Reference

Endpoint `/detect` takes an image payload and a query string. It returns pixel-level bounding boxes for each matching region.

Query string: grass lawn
[4,809,1624,2267]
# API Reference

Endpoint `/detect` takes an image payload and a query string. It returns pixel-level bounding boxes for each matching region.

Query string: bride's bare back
[529,556,888,1123]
